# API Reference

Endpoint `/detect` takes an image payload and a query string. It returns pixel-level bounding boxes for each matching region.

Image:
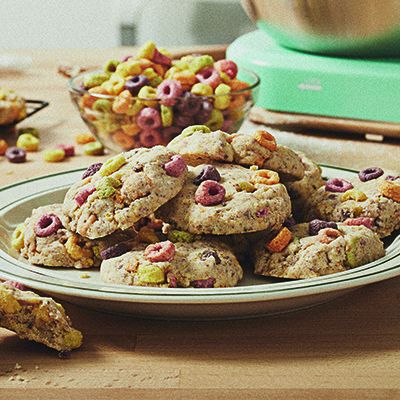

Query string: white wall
[0,0,254,49]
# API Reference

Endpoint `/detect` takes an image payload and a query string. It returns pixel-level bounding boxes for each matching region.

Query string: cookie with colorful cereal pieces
[62,146,187,239]
[100,239,243,288]
[251,221,385,279]
[155,162,291,235]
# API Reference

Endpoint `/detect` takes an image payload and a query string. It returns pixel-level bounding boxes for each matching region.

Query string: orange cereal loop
[88,86,108,95]
[253,130,277,151]
[153,63,168,78]
[378,180,400,202]
[227,94,246,110]
[112,90,132,114]
[75,132,96,145]
[250,169,280,185]
[112,130,136,150]
[317,228,343,244]
[138,58,154,70]
[266,227,292,253]
[0,139,8,155]
[229,79,251,92]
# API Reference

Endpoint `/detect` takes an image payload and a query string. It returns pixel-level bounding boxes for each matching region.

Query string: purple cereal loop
[124,74,149,96]
[193,165,221,185]
[195,180,226,206]
[200,249,221,264]
[5,146,26,163]
[156,79,183,106]
[358,167,384,182]
[34,213,62,237]
[190,277,216,288]
[82,162,103,179]
[177,91,201,116]
[309,219,338,236]
[101,242,129,260]
[164,155,187,177]
[325,178,353,193]
[75,186,96,207]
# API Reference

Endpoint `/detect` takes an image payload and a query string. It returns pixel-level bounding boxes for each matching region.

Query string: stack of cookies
[12,125,398,286]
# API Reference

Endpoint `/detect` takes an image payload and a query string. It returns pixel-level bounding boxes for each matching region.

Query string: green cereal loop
[103,59,120,74]
[181,125,211,138]
[205,109,224,131]
[142,67,158,81]
[83,141,104,156]
[149,76,163,88]
[101,74,125,95]
[126,100,144,116]
[18,127,40,138]
[96,176,122,199]
[99,154,127,176]
[138,86,157,99]
[174,55,196,70]
[92,99,112,113]
[42,148,65,162]
[136,40,156,60]
[115,60,141,77]
[16,133,40,152]
[137,264,165,284]
[188,55,214,74]
[12,223,25,251]
[167,229,196,243]
[161,105,173,127]
[92,246,102,260]
[83,73,108,89]
[238,181,256,192]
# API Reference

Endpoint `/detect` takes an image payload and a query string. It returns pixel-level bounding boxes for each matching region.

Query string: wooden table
[1,47,400,400]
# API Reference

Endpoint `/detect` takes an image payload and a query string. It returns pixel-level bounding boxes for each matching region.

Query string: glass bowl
[68,68,260,154]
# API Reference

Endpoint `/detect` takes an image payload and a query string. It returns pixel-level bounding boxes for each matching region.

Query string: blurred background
[0,0,256,49]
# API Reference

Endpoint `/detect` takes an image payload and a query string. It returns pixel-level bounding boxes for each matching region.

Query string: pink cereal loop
[75,186,96,207]
[343,217,372,229]
[317,228,343,244]
[34,213,62,237]
[164,154,187,177]
[195,180,226,206]
[144,240,175,262]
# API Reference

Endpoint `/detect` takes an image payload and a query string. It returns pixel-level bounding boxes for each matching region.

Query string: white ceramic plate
[1,166,399,320]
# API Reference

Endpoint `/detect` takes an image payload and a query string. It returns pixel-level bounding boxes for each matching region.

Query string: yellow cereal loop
[181,125,211,137]
[136,40,156,60]
[83,73,108,89]
[214,83,231,110]
[115,60,141,78]
[378,180,400,202]
[75,132,95,144]
[237,181,256,193]
[191,83,213,96]
[149,76,163,88]
[16,133,40,152]
[65,235,93,260]
[250,169,280,185]
[101,74,125,95]
[253,130,277,152]
[11,223,25,251]
[188,55,214,74]
[141,67,158,81]
[204,109,224,131]
[137,264,165,284]
[42,148,65,162]
[99,154,127,176]
[341,189,367,202]
[112,90,132,114]
[160,104,173,127]
[137,86,158,107]
[103,59,120,74]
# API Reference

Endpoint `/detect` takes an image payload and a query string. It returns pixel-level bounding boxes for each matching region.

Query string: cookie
[302,168,400,238]
[100,239,243,288]
[16,204,136,269]
[167,126,304,181]
[284,152,325,220]
[0,282,82,351]
[251,221,386,279]
[155,162,292,235]
[61,146,187,239]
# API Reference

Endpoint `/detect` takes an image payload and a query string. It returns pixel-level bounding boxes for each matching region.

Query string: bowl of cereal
[68,42,260,153]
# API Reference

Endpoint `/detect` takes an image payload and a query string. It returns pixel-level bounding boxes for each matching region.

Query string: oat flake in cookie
[155,162,292,235]
[100,239,243,288]
[62,146,188,239]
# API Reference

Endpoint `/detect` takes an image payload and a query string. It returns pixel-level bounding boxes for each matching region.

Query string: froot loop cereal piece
[112,90,132,114]
[250,169,280,186]
[101,242,129,260]
[195,180,226,206]
[75,132,96,145]
[11,223,25,251]
[112,130,137,150]
[191,82,213,97]
[137,107,161,130]
[341,189,367,202]
[214,83,231,110]
[343,217,372,229]
[82,162,103,179]
[160,105,173,127]
[358,167,384,182]
[156,79,183,106]
[99,154,127,176]
[42,147,65,162]
[193,165,221,185]
[317,228,343,244]
[124,74,149,96]
[135,226,160,244]
[177,92,201,116]
[152,48,173,66]
[75,186,96,207]
[237,181,256,193]
[308,219,338,236]
[5,146,26,163]
[136,40,156,60]
[96,176,121,199]
[163,154,187,177]
[205,109,224,131]
[139,129,163,147]
[15,133,39,152]
[65,235,93,261]
[378,180,400,202]
[34,213,62,237]
[167,229,196,243]
[325,178,354,193]
[144,240,175,262]
[265,227,292,253]
[0,139,8,155]
[188,54,214,74]
[83,141,104,156]
[214,59,238,79]
[54,144,75,157]
[180,124,211,138]
[253,130,277,152]
[195,67,221,90]
[83,73,108,89]
[103,59,120,74]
